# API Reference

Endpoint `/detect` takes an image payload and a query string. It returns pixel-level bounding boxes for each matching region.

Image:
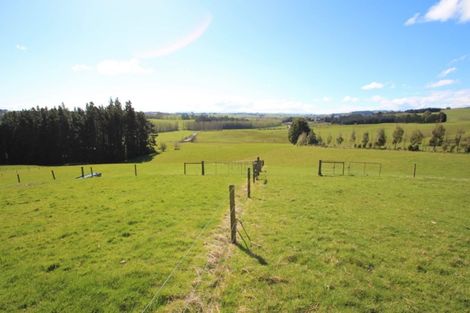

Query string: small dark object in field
[46,263,60,272]
[263,179,268,184]
[122,232,131,237]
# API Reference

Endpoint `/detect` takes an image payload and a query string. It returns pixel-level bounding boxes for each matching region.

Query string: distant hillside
[443,107,470,122]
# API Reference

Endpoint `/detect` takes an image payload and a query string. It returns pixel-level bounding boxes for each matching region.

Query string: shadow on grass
[235,242,268,266]
[126,152,158,163]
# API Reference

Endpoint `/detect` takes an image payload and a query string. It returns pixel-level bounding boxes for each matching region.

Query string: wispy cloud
[405,13,421,26]
[449,54,468,64]
[370,89,470,109]
[439,67,457,77]
[427,79,456,88]
[361,82,384,91]
[137,15,212,58]
[405,0,470,25]
[342,96,359,103]
[16,44,27,51]
[73,15,212,76]
[96,58,152,76]
[72,64,92,72]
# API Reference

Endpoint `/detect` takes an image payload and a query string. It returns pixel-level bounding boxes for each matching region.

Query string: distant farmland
[1,112,469,312]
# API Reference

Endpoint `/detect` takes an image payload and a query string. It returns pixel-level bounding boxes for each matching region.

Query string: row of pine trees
[0,99,156,165]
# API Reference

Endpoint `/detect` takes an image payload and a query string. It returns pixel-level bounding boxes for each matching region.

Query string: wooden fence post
[413,163,416,178]
[318,160,322,176]
[16,173,21,183]
[201,161,205,176]
[247,168,251,198]
[229,185,236,244]
[134,164,137,176]
[81,166,84,178]
[90,167,93,177]
[184,163,187,175]
[51,170,56,180]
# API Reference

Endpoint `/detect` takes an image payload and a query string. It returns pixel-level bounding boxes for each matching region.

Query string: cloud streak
[439,67,457,77]
[137,15,212,58]
[370,89,470,109]
[427,79,456,88]
[16,44,27,51]
[72,15,212,76]
[361,82,384,90]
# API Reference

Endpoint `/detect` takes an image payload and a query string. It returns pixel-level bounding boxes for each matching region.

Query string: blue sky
[1,0,469,114]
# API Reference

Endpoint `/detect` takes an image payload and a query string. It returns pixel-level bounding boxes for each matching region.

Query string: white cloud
[405,13,421,26]
[342,96,359,103]
[406,0,470,25]
[72,64,92,72]
[137,15,212,58]
[450,54,468,64]
[16,44,27,51]
[361,82,384,90]
[322,96,332,102]
[427,79,456,88]
[439,67,457,77]
[426,0,461,21]
[370,89,470,109]
[96,58,152,76]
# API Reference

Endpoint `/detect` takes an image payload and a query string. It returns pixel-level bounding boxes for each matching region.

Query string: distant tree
[288,118,310,145]
[362,132,369,148]
[160,142,167,152]
[392,126,405,149]
[409,129,424,151]
[306,131,318,145]
[375,128,386,148]
[296,132,308,145]
[336,134,344,145]
[350,130,356,145]
[326,134,333,145]
[429,124,446,151]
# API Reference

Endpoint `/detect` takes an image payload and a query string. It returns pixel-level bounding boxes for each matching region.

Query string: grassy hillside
[444,107,470,122]
[0,128,469,312]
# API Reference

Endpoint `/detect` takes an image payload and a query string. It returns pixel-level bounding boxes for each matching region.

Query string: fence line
[140,217,214,313]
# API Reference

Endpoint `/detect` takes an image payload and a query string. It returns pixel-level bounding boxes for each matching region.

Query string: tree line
[0,99,156,165]
[324,111,447,125]
[288,118,470,153]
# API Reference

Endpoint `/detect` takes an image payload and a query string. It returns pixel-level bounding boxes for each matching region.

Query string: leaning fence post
[51,170,56,180]
[16,172,21,183]
[247,168,251,198]
[134,164,137,176]
[413,163,416,178]
[81,166,84,178]
[318,160,322,176]
[229,185,236,244]
[201,161,205,176]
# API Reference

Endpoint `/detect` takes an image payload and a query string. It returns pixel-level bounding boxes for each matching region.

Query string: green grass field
[1,126,469,312]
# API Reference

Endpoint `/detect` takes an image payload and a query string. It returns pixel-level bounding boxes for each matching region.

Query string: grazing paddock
[1,128,469,312]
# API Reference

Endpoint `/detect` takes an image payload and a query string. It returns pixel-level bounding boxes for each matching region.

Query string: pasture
[1,126,469,312]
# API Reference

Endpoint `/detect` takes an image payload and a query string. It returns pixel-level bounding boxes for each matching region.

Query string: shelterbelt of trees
[0,99,156,165]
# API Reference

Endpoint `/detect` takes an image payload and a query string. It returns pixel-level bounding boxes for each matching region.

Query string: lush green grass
[1,128,469,312]
[215,173,469,312]
[0,148,251,312]
[444,107,470,122]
